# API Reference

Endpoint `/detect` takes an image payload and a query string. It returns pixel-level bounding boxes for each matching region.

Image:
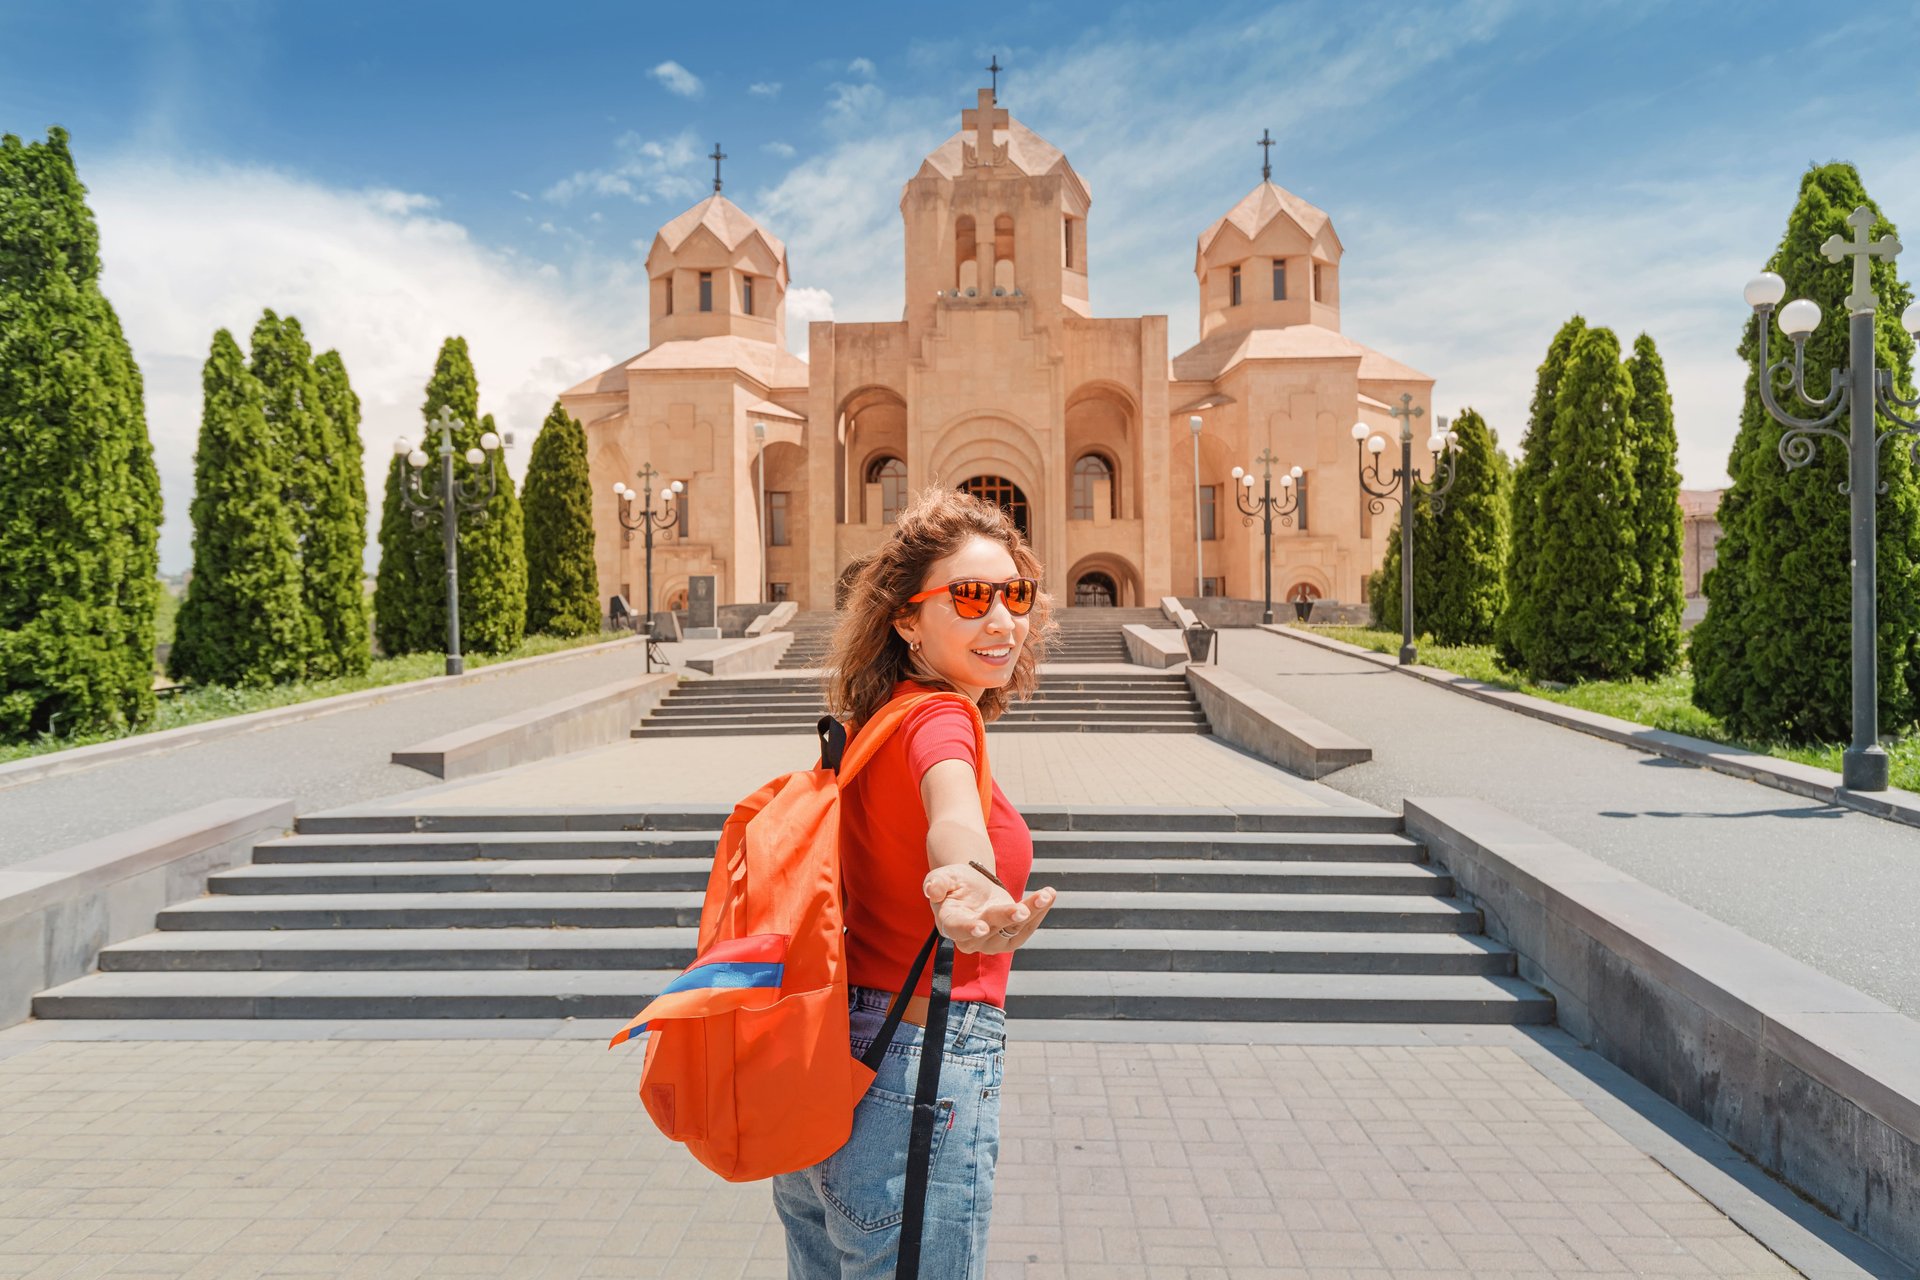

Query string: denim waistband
[848,983,1006,1046]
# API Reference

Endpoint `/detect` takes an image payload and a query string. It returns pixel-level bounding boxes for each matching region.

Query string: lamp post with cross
[613,463,685,674]
[1353,394,1457,666]
[392,407,503,677]
[1231,449,1303,625]
[1745,204,1920,792]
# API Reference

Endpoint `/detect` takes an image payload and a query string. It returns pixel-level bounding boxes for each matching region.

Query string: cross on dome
[709,143,726,193]
[961,87,1010,166]
[1258,129,1275,181]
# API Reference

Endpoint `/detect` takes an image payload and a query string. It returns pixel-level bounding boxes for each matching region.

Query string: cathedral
[560,86,1435,616]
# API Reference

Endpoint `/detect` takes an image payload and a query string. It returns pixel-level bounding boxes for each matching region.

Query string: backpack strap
[894,929,953,1280]
[833,691,993,818]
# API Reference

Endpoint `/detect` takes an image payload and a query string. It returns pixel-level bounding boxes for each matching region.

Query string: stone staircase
[775,610,840,670]
[31,805,1553,1025]
[1051,606,1164,663]
[632,669,1208,738]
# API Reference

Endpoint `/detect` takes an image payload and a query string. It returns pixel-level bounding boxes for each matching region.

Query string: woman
[771,486,1059,1279]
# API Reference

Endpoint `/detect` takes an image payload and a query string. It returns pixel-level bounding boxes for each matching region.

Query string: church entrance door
[959,475,1030,540]
[1073,572,1117,607]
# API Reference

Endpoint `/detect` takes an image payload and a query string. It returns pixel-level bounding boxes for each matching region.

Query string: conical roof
[1195,180,1335,265]
[653,193,788,261]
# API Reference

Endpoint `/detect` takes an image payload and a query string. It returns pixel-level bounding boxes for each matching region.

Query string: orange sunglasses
[904,577,1038,619]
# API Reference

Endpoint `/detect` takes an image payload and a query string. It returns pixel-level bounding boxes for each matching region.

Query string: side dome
[645,194,791,348]
[1194,180,1344,339]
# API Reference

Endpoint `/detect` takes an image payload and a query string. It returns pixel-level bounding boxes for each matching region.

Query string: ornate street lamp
[613,462,685,674]
[1353,394,1457,666]
[1745,204,1920,792]
[393,406,502,677]
[1231,449,1303,625]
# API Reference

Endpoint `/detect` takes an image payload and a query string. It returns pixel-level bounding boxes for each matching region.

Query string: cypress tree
[1496,316,1586,670]
[375,339,526,657]
[1368,408,1507,647]
[522,401,601,637]
[0,128,162,740]
[311,350,371,675]
[1513,326,1644,682]
[249,312,325,674]
[1624,334,1686,677]
[1692,163,1920,741]
[169,331,307,687]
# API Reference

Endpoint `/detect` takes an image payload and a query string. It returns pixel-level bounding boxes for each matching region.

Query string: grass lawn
[1305,625,1920,793]
[0,632,628,766]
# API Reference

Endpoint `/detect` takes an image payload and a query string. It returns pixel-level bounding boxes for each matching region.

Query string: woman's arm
[919,757,1055,954]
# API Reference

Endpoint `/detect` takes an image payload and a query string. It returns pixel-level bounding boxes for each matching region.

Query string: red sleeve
[900,697,979,785]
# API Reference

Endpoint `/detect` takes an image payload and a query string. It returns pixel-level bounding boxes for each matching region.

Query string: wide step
[34,969,1551,1024]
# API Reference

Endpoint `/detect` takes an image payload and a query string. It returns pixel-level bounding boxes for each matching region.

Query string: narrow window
[1272,259,1286,301]
[663,277,673,316]
[1063,218,1074,269]
[742,275,754,316]
[674,485,690,537]
[1230,265,1242,307]
[1312,262,1324,301]
[1072,453,1112,520]
[866,456,907,523]
[767,490,790,546]
[1296,471,1310,532]
[1199,484,1219,541]
[699,271,713,312]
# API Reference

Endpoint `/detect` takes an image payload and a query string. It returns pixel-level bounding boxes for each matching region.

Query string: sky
[4,0,1920,574]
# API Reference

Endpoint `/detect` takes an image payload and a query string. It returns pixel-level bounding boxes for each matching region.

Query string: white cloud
[88,157,645,573]
[826,81,885,121]
[763,140,796,159]
[542,131,704,205]
[846,57,876,78]
[749,81,782,98]
[785,287,836,349]
[649,60,703,98]
[365,189,437,216]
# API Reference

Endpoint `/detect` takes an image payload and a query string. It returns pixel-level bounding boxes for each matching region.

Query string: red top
[839,682,1034,1006]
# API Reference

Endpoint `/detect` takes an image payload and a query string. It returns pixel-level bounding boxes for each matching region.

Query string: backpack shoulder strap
[833,691,993,819]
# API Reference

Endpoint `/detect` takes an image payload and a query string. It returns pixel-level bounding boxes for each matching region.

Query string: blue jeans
[771,985,1006,1279]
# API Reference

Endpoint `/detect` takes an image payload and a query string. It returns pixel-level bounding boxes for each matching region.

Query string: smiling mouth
[971,646,1013,659]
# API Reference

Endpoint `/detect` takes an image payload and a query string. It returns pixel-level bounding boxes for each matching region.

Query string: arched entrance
[959,475,1030,540]
[1073,572,1118,607]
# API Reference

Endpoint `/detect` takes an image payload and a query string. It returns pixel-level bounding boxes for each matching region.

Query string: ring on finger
[997,926,1020,938]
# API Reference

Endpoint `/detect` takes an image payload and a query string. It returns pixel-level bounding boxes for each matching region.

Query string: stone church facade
[561,87,1435,615]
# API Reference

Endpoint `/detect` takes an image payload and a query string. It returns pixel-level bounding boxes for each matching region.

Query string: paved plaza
[1218,628,1920,1021]
[0,1023,1891,1279]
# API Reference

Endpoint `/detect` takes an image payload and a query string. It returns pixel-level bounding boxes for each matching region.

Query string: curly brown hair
[824,486,1055,728]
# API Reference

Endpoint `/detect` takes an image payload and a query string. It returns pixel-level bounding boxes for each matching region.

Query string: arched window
[992,214,1015,293]
[955,216,977,292]
[865,455,907,524]
[960,475,1029,539]
[1074,572,1118,607]
[1071,453,1115,521]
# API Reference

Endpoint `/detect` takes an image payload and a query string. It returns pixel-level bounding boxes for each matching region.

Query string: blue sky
[5,0,1920,572]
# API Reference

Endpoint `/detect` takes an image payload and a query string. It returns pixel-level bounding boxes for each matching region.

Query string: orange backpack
[610,690,990,1184]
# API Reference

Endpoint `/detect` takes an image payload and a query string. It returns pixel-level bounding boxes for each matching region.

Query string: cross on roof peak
[708,143,726,194]
[987,55,1002,101]
[1258,128,1274,182]
[961,87,1010,164]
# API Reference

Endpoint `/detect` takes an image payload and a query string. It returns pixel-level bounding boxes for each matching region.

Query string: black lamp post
[1231,448,1303,625]
[393,406,501,677]
[1353,394,1457,666]
[1745,205,1920,792]
[614,462,685,674]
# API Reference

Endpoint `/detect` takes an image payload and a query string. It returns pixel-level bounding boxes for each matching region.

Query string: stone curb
[1120,624,1187,669]
[1184,663,1371,779]
[0,636,648,793]
[390,674,676,780]
[1268,624,1920,829]
[1404,796,1920,1266]
[683,631,794,676]
[0,798,293,1028]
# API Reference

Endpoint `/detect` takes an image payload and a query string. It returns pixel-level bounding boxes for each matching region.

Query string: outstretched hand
[923,864,1057,954]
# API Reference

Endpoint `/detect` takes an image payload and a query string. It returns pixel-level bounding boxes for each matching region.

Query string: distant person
[771,486,1059,1279]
